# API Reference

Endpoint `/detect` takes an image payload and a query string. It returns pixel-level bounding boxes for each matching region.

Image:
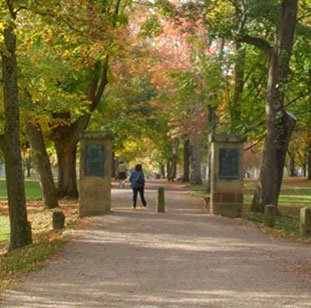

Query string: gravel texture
[1,181,310,307]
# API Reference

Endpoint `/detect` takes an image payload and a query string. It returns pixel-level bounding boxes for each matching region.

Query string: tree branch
[91,56,109,111]
[0,134,5,152]
[236,34,272,55]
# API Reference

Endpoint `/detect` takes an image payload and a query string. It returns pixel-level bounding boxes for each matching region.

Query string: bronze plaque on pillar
[84,144,105,177]
[219,148,239,179]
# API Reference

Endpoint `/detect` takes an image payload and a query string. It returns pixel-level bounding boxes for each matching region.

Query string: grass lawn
[0,178,42,200]
[0,178,43,252]
[188,177,311,241]
[0,178,79,292]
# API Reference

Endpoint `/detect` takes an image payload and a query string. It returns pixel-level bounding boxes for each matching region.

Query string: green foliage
[139,15,164,37]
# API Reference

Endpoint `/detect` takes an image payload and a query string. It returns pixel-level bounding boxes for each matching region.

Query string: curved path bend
[1,180,310,307]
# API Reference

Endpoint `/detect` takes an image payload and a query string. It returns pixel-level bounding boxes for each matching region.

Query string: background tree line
[0,0,310,249]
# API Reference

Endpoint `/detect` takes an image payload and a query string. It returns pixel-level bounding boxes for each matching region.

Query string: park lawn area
[0,216,10,250]
[0,178,42,200]
[188,177,311,240]
[0,178,43,252]
[243,178,311,239]
[0,179,79,292]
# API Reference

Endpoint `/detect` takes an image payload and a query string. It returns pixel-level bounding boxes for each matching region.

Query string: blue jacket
[129,171,145,188]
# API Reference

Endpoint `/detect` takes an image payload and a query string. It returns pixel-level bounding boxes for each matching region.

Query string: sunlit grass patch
[187,177,311,240]
[0,216,10,251]
[0,178,42,200]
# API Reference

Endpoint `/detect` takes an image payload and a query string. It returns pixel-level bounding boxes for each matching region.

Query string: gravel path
[1,181,310,307]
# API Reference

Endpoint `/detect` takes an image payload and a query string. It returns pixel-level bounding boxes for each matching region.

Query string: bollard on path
[264,204,276,227]
[157,187,165,213]
[53,210,65,230]
[300,207,311,237]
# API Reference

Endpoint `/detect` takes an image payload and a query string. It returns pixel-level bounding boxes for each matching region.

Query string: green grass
[187,178,311,240]
[0,178,42,200]
[0,216,10,249]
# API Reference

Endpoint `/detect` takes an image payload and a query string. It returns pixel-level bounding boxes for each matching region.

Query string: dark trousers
[132,187,146,207]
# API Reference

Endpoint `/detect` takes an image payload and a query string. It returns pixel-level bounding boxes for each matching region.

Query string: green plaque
[84,144,105,177]
[219,148,239,179]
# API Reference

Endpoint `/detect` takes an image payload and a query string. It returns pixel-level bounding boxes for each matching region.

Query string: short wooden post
[300,207,311,237]
[53,210,65,230]
[264,204,276,227]
[157,187,165,213]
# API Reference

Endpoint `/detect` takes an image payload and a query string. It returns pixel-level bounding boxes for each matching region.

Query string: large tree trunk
[49,0,120,199]
[230,41,246,131]
[51,59,108,199]
[252,0,298,212]
[230,1,246,131]
[25,123,58,209]
[52,115,90,199]
[56,144,78,199]
[182,137,190,182]
[1,24,32,249]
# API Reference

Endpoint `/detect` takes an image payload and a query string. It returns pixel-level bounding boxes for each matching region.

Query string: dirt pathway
[1,181,311,307]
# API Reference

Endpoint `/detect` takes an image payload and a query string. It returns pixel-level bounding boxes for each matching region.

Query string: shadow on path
[1,180,310,307]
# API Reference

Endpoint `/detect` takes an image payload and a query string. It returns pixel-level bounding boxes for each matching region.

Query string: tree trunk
[190,134,202,184]
[205,141,212,192]
[252,0,298,212]
[51,60,108,199]
[206,106,217,192]
[171,138,179,179]
[25,123,58,209]
[53,127,81,199]
[288,150,297,177]
[25,157,32,177]
[159,163,165,178]
[2,25,32,249]
[230,41,246,131]
[166,160,171,178]
[308,147,311,180]
[230,1,246,131]
[183,138,190,182]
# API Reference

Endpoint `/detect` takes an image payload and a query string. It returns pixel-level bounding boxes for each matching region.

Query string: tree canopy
[1,0,311,248]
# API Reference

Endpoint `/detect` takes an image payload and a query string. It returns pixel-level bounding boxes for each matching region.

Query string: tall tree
[0,1,32,249]
[17,0,126,199]
[242,0,299,211]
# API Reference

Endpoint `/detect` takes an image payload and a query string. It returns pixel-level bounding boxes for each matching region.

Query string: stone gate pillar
[210,135,244,218]
[79,131,113,217]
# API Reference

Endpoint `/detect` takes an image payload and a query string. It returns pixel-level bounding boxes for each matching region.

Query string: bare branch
[244,138,264,151]
[236,34,272,55]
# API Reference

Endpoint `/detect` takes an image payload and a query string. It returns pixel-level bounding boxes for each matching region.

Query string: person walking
[116,161,127,188]
[129,164,147,208]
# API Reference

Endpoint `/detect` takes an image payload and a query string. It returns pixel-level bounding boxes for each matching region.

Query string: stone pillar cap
[210,134,245,143]
[80,131,114,140]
